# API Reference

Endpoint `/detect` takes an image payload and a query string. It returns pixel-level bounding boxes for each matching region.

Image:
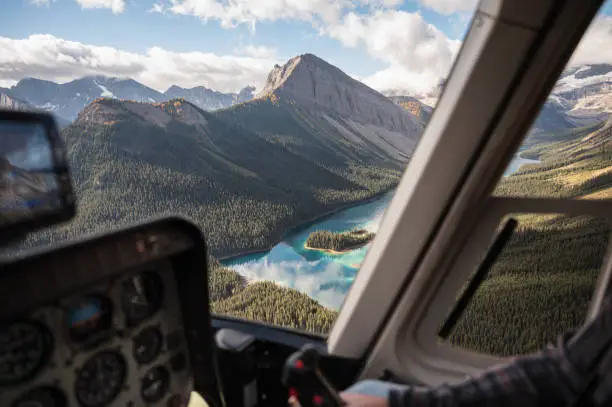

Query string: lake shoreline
[303,242,370,255]
[218,187,395,263]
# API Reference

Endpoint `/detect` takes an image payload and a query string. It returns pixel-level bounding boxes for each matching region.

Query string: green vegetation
[21,98,401,259]
[305,229,375,252]
[445,121,612,356]
[520,120,606,155]
[7,96,610,348]
[205,257,337,334]
[6,97,399,335]
[447,269,599,355]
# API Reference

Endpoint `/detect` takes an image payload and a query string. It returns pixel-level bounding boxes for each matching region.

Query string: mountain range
[0,76,257,123]
[2,58,611,136]
[386,64,612,133]
[19,53,422,259]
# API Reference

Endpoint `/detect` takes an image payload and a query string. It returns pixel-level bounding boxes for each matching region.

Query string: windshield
[6,1,609,340]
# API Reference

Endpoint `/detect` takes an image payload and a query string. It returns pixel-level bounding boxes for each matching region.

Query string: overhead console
[0,218,223,407]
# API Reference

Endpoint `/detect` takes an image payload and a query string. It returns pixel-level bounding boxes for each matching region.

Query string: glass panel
[0,1,479,334]
[494,7,612,200]
[443,2,612,356]
[444,214,610,356]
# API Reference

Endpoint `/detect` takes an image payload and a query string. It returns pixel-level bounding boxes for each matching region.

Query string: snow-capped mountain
[2,76,256,123]
[2,76,166,122]
[551,64,612,122]
[164,85,255,111]
[528,64,612,133]
[384,64,612,134]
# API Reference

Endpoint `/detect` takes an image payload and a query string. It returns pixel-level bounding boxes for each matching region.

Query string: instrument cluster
[0,261,191,407]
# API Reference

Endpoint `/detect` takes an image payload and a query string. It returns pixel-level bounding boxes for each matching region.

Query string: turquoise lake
[222,154,539,310]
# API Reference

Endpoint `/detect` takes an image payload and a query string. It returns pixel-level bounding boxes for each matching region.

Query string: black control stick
[282,344,346,407]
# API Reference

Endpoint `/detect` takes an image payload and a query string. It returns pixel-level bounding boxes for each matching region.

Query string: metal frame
[328,0,609,386]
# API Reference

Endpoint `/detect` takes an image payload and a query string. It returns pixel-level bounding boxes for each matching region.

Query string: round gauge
[66,295,113,345]
[133,326,163,365]
[74,350,126,407]
[0,320,53,385]
[141,365,170,403]
[11,386,67,407]
[120,272,163,327]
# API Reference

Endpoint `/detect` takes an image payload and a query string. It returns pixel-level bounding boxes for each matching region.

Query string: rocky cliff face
[256,53,423,151]
[0,92,30,110]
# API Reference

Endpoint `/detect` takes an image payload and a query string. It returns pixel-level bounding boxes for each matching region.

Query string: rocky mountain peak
[256,53,423,134]
[257,53,346,98]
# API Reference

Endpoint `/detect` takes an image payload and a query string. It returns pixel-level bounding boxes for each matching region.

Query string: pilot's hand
[288,392,388,407]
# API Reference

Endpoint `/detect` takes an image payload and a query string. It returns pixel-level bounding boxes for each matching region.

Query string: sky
[1,0,612,95]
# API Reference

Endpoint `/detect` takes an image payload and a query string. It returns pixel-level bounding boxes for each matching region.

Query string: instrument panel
[0,262,192,407]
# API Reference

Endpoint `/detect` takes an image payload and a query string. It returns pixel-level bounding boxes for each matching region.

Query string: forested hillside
[7,54,423,336]
[18,98,403,259]
[446,120,612,355]
[6,96,406,335]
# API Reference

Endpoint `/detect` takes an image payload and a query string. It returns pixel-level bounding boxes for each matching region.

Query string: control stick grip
[282,344,345,407]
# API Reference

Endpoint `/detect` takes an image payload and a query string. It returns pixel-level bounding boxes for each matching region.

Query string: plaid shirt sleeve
[388,331,585,407]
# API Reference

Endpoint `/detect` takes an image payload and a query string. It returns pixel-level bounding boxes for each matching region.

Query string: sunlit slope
[449,121,611,355]
[496,118,611,199]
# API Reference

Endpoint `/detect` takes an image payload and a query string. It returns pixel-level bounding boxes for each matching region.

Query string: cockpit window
[0,1,481,335]
[443,2,612,355]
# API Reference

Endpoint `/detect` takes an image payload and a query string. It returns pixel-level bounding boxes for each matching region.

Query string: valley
[6,54,422,334]
[1,54,610,348]
[448,118,612,355]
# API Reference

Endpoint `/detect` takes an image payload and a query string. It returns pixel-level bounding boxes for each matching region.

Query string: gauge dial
[11,386,66,407]
[67,295,112,345]
[74,350,126,407]
[120,272,163,327]
[141,365,170,403]
[133,326,163,365]
[0,320,53,385]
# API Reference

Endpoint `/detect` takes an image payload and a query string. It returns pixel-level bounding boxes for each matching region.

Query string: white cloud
[163,0,404,29]
[235,45,278,59]
[230,258,350,310]
[30,0,52,6]
[159,1,464,94]
[417,0,478,15]
[75,0,125,13]
[568,15,612,67]
[327,10,460,94]
[0,35,278,93]
[149,3,165,13]
[166,0,345,28]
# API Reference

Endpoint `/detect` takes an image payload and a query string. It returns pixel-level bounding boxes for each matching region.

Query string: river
[222,154,540,310]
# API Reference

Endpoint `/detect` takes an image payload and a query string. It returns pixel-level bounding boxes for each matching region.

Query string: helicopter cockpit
[1,0,612,407]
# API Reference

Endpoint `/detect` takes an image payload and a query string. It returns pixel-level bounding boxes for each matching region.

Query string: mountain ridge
[52,94,406,259]
[2,75,257,122]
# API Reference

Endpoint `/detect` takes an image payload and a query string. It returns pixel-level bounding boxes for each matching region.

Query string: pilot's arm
[339,293,612,407]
